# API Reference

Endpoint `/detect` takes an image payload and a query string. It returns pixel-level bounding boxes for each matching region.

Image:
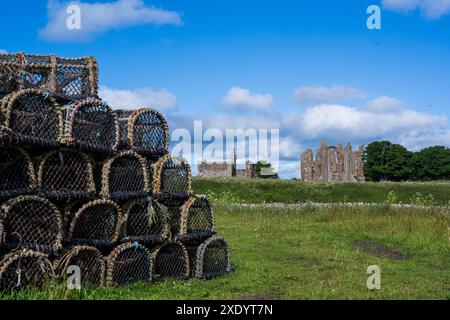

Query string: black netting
[0,60,21,98]
[153,155,192,206]
[55,57,98,99]
[192,236,230,279]
[152,242,189,280]
[101,152,148,201]
[63,99,119,154]
[1,89,63,148]
[179,196,215,241]
[55,246,105,288]
[0,196,62,254]
[0,147,35,201]
[37,149,96,202]
[67,200,123,247]
[106,242,152,286]
[0,250,54,292]
[116,110,134,150]
[121,197,168,245]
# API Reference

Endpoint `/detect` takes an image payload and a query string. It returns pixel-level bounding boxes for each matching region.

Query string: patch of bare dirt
[353,240,409,260]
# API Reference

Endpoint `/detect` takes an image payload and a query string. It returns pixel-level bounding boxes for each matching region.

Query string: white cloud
[299,104,447,140]
[383,0,450,18]
[40,0,182,41]
[221,86,274,111]
[293,85,365,104]
[99,85,177,111]
[0,49,7,54]
[364,95,405,113]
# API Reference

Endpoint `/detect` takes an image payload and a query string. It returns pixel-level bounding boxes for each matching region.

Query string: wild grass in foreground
[192,177,450,205]
[2,206,449,300]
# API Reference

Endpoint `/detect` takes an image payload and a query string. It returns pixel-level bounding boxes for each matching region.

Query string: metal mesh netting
[101,151,149,201]
[0,89,63,148]
[0,196,63,254]
[106,242,153,286]
[0,147,35,201]
[0,250,55,292]
[54,246,105,288]
[152,155,192,206]
[63,99,119,154]
[37,149,96,202]
[189,236,231,279]
[152,241,190,280]
[121,197,169,245]
[0,53,98,99]
[67,199,123,247]
[116,109,169,157]
[179,196,216,241]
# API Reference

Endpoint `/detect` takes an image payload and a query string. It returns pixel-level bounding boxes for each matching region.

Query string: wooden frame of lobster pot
[106,242,153,287]
[0,196,63,254]
[151,241,190,280]
[66,199,123,248]
[187,236,231,279]
[101,151,149,201]
[116,108,169,157]
[0,52,98,100]
[54,246,105,288]
[152,155,192,206]
[0,146,35,201]
[0,89,63,148]
[62,99,119,154]
[178,196,216,242]
[0,250,55,292]
[121,197,169,245]
[37,148,96,202]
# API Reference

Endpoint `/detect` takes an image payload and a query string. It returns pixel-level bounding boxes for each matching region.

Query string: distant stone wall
[198,160,255,178]
[301,142,365,182]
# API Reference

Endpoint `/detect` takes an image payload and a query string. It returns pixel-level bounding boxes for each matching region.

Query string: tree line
[364,141,450,182]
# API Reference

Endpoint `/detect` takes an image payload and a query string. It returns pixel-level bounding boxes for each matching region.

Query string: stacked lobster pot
[0,52,230,293]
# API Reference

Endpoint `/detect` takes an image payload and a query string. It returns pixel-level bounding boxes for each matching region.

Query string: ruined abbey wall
[198,160,255,178]
[301,142,365,182]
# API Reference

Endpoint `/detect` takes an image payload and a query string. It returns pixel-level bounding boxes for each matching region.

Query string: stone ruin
[301,142,365,182]
[198,152,255,178]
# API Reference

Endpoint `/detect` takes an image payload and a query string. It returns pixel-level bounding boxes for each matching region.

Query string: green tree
[411,146,450,181]
[255,161,279,179]
[364,141,413,182]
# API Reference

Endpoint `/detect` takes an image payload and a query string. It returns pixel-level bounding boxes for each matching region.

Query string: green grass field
[193,177,450,205]
[2,205,449,300]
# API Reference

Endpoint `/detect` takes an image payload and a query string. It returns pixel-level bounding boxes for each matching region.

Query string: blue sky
[1,0,450,178]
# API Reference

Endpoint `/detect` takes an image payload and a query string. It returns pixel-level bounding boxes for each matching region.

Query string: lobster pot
[101,151,149,201]
[106,242,152,286]
[54,246,105,288]
[189,236,231,279]
[63,99,119,154]
[0,147,35,201]
[0,196,62,254]
[152,241,190,280]
[0,53,98,99]
[117,108,169,156]
[152,155,192,206]
[0,250,55,292]
[37,149,96,202]
[0,89,63,147]
[67,199,123,247]
[54,56,98,99]
[179,196,216,241]
[121,197,169,245]
[116,110,134,149]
